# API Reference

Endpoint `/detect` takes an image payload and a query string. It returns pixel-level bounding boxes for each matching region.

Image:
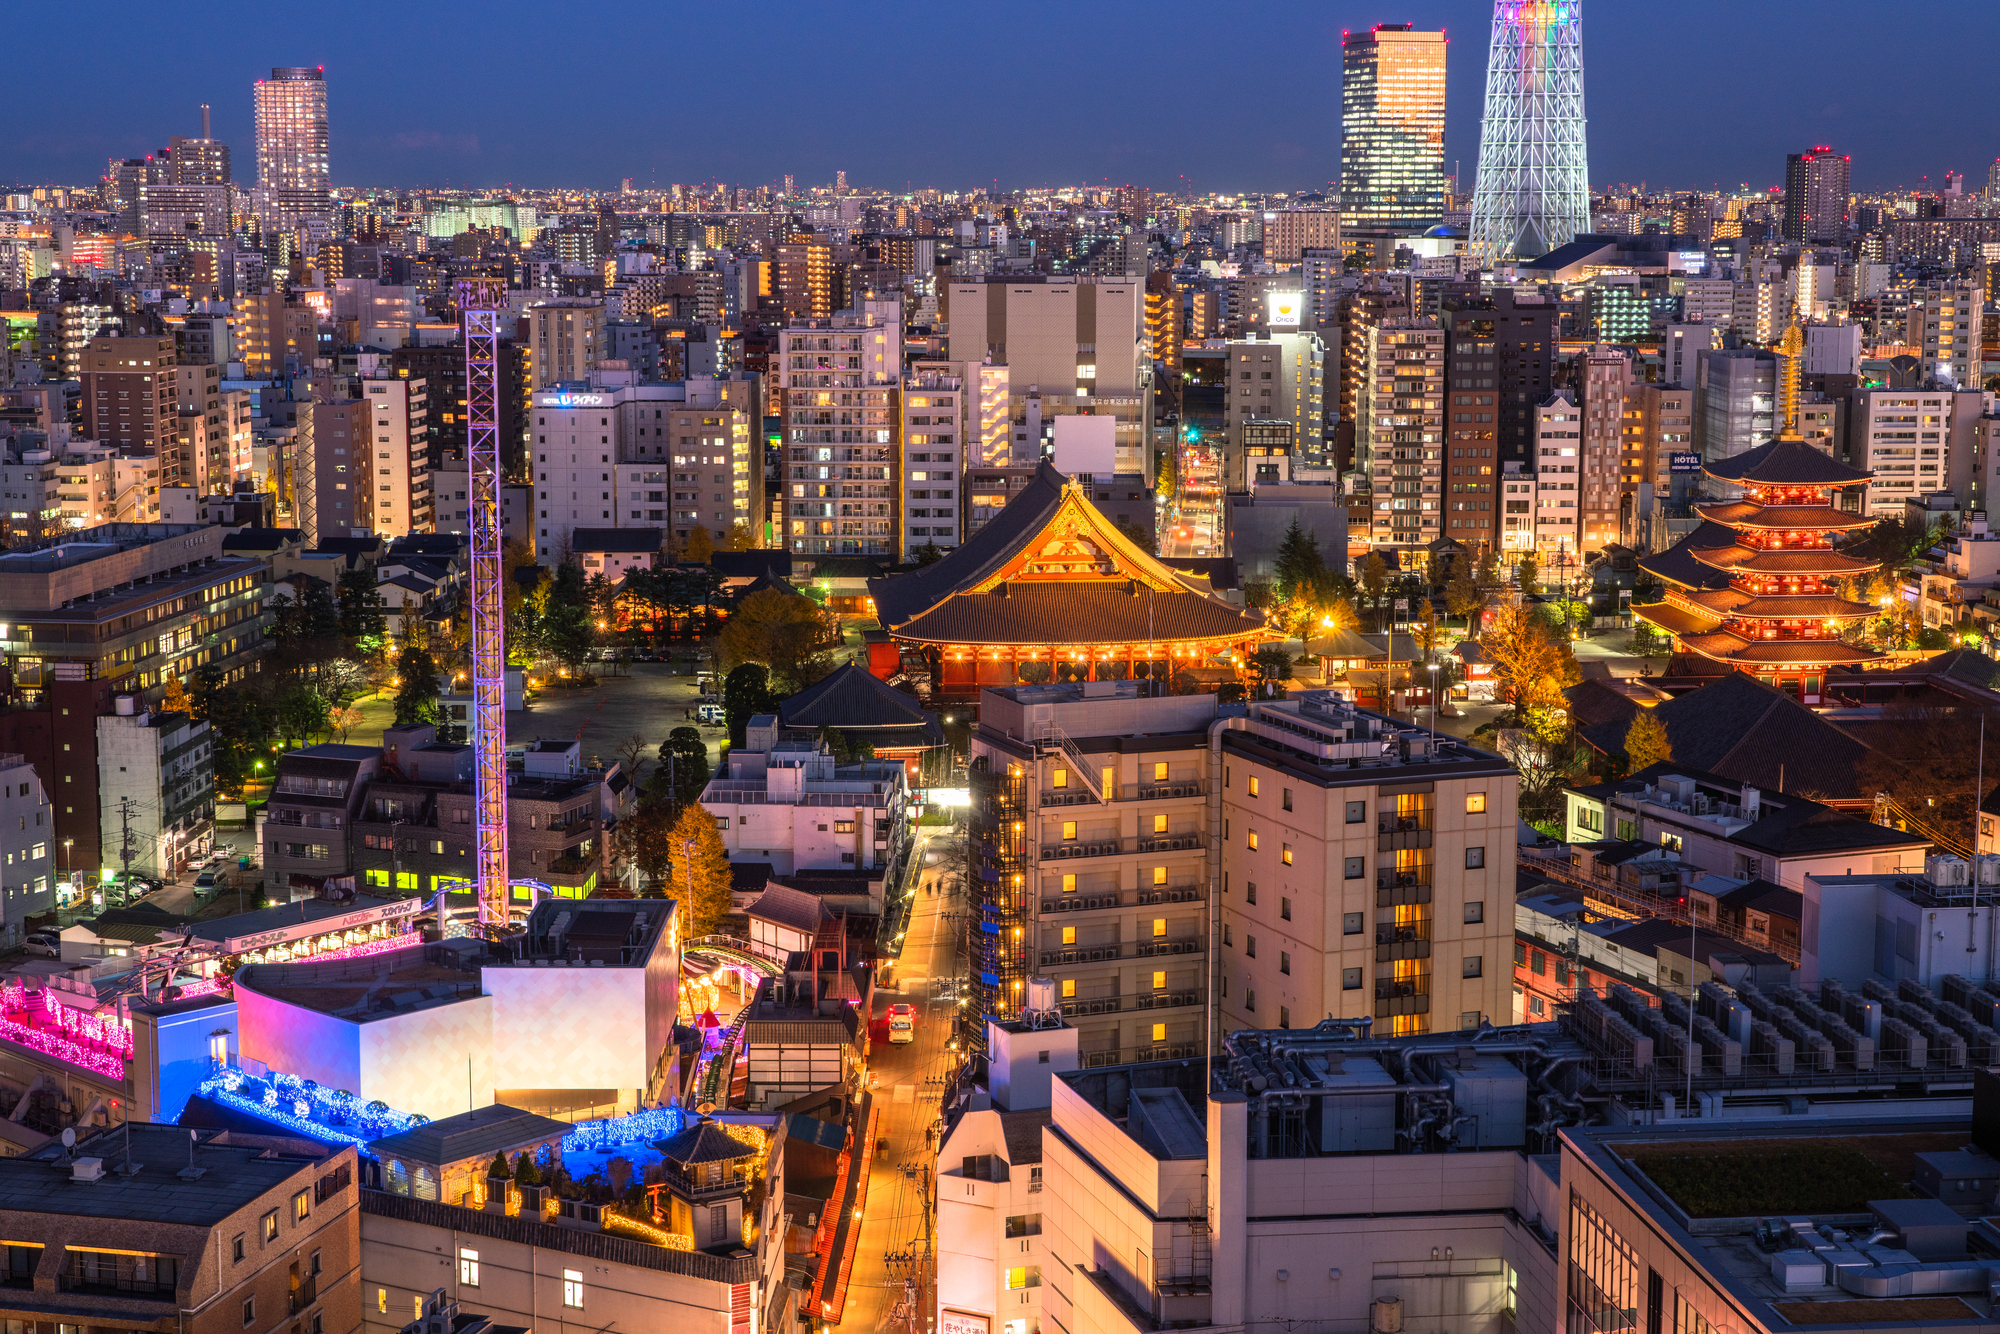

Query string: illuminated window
[1052,767,1068,789]
[1247,829,1259,851]
[1248,776,1261,797]
[1151,1023,1166,1042]
[1152,918,1167,938]
[1061,979,1075,998]
[1061,822,1077,841]
[1061,927,1076,945]
[1152,762,1169,781]
[1466,792,1487,814]
[1152,866,1167,885]
[1153,814,1168,834]
[459,1249,479,1287]
[564,1270,584,1310]
[1282,843,1292,865]
[1152,970,1167,990]
[1061,874,1076,894]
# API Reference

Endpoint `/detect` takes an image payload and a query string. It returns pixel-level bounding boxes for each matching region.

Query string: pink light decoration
[268,932,415,967]
[168,976,230,1001]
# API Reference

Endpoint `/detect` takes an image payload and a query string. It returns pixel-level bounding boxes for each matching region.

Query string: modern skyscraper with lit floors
[253,66,331,237]
[1469,0,1591,260]
[1339,25,1447,236]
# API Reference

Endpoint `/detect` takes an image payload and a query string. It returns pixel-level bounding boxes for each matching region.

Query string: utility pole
[119,797,134,905]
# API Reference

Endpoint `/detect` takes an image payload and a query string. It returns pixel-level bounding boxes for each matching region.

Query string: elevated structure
[1469,0,1591,260]
[1634,436,1883,699]
[458,279,509,928]
[867,462,1267,703]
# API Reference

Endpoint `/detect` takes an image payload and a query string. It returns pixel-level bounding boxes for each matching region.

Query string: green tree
[1444,556,1484,628]
[513,1152,543,1187]
[541,561,598,677]
[914,541,945,567]
[1623,709,1673,772]
[335,568,388,654]
[1114,518,1158,555]
[721,587,835,691]
[1250,645,1293,698]
[1516,554,1539,593]
[392,646,445,727]
[1273,518,1322,602]
[722,663,782,748]
[267,578,341,653]
[1475,548,1499,586]
[654,727,710,806]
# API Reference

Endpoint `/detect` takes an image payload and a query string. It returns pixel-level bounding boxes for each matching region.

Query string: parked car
[194,872,216,889]
[23,933,58,958]
[696,703,726,726]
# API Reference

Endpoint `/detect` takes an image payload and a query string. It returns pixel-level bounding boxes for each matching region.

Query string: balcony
[289,1275,318,1314]
[1040,884,1203,913]
[1374,976,1430,1017]
[1039,831,1205,861]
[1042,945,1121,966]
[1378,810,1433,851]
[1136,937,1204,958]
[1375,867,1432,907]
[1375,925,1431,963]
[1133,990,1203,1010]
[1059,996,1122,1017]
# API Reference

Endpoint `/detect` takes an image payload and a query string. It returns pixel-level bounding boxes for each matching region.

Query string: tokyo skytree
[1468,1,1590,261]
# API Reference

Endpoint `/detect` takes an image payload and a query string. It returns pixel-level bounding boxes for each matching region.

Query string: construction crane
[458,278,511,930]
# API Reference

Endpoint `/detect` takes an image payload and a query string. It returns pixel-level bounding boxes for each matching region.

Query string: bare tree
[615,732,650,783]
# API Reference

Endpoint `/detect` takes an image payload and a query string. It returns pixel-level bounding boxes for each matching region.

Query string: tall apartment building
[1263,208,1340,264]
[1499,459,1534,552]
[1850,387,1984,516]
[1221,332,1324,489]
[1575,344,1630,551]
[900,366,969,556]
[1623,383,1694,543]
[775,239,835,319]
[1339,25,1447,235]
[1444,305,1500,548]
[1731,280,1786,345]
[1216,692,1515,1037]
[1362,318,1445,549]
[254,66,332,236]
[1783,146,1851,243]
[1533,391,1582,556]
[1485,292,1558,481]
[1144,271,1181,371]
[171,359,253,495]
[358,373,431,539]
[530,377,759,558]
[0,437,163,529]
[81,335,178,455]
[780,312,898,556]
[1663,322,1720,387]
[1681,278,1735,330]
[527,300,604,390]
[303,398,368,542]
[1695,349,1776,463]
[1911,284,1982,389]
[234,291,319,376]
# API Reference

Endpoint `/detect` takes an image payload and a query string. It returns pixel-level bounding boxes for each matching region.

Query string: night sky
[9,1,1994,195]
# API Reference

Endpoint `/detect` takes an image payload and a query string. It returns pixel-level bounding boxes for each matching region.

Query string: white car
[696,703,726,726]
[23,933,58,958]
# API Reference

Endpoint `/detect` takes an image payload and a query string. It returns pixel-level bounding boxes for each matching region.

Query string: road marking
[893,1083,914,1104]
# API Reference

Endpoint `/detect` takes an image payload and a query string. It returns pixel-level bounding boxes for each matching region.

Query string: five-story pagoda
[1633,434,1883,702]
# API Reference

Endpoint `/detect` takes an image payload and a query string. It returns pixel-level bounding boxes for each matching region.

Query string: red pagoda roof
[1703,436,1872,488]
[1685,544,1876,577]
[1676,588,1879,621]
[1694,501,1874,531]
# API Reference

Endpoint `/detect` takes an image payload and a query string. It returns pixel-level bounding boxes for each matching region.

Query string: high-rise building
[1468,0,1590,260]
[1911,283,1982,389]
[527,301,604,390]
[1574,343,1630,551]
[1694,349,1776,464]
[1532,390,1581,557]
[359,372,431,539]
[1362,317,1445,549]
[1222,333,1324,490]
[1443,305,1500,548]
[253,66,331,236]
[780,311,899,556]
[1782,146,1851,244]
[1262,208,1341,264]
[81,336,178,456]
[1339,25,1447,235]
[166,104,230,186]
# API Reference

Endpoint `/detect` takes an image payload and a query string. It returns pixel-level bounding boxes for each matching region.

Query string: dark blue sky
[10,1,1993,195]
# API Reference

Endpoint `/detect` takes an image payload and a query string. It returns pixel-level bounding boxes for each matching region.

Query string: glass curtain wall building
[1339,26,1447,236]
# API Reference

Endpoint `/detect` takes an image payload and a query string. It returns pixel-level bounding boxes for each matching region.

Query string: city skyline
[8,0,2000,194]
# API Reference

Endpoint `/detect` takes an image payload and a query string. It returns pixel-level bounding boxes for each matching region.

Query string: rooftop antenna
[117,1111,142,1176]
[179,1128,206,1181]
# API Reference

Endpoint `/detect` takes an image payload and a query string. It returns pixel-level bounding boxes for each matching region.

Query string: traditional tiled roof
[1703,436,1873,487]
[1685,544,1876,577]
[1637,521,1743,592]
[1694,501,1873,531]
[868,463,1264,647]
[1676,589,1879,621]
[780,664,934,734]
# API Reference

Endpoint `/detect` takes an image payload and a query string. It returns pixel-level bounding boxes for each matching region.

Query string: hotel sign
[224,897,420,955]
[1669,453,1703,473]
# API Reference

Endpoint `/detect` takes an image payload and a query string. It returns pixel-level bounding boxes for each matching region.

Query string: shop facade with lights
[1633,437,1884,702]
[868,462,1268,704]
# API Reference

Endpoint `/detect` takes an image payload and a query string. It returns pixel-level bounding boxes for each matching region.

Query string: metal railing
[1041,833,1207,860]
[1043,780,1208,808]
[1040,885,1204,913]
[1136,937,1204,958]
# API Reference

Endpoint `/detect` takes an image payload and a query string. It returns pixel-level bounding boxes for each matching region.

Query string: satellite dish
[60,1128,76,1148]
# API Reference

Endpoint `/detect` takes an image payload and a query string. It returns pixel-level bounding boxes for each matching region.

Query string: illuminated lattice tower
[457,278,510,928]
[1469,1,1591,261]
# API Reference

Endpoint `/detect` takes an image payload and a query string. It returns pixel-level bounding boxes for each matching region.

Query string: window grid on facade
[1568,1192,1639,1334]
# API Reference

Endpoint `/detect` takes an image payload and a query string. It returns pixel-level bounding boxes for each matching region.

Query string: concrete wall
[358,996,495,1120]
[130,996,238,1124]
[235,978,363,1097]
[483,963,649,1100]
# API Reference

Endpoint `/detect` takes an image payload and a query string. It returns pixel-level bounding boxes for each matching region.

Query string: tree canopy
[1623,709,1673,772]
[720,587,835,692]
[1481,602,1581,715]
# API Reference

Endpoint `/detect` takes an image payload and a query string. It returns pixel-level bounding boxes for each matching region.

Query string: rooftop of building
[235,945,480,1021]
[367,1103,572,1169]
[1218,692,1515,788]
[1567,1116,2000,1330]
[186,892,409,945]
[500,898,675,967]
[0,1124,336,1225]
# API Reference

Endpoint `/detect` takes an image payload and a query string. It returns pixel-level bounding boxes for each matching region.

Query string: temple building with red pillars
[866,462,1268,702]
[1633,436,1883,703]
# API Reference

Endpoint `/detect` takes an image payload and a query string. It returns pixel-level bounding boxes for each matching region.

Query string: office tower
[835,169,847,194]
[1782,147,1851,244]
[106,157,164,234]
[780,311,899,556]
[1624,383,1694,545]
[1339,25,1447,235]
[900,363,974,557]
[1263,208,1340,264]
[1468,0,1590,260]
[1663,323,1719,388]
[1849,387,1981,517]
[774,239,834,319]
[253,66,331,236]
[1362,317,1445,549]
[527,301,604,389]
[1574,344,1629,551]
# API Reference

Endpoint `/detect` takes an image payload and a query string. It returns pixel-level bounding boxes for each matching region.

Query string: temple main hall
[867,463,1268,703]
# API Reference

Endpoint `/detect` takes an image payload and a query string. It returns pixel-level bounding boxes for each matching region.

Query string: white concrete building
[902,365,970,556]
[1912,283,1982,389]
[779,311,899,556]
[97,695,214,880]
[1532,391,1581,557]
[700,735,909,876]
[1851,386,1972,517]
[1802,322,1862,378]
[0,753,53,947]
[945,276,1144,399]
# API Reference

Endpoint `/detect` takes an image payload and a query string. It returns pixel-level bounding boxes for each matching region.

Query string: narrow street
[835,826,964,1334]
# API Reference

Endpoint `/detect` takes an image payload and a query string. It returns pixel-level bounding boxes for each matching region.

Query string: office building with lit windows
[1340,25,1448,235]
[253,66,331,236]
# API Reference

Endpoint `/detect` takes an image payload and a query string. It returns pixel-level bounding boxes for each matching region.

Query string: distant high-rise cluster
[1469,0,1591,260]
[254,65,331,237]
[1339,24,1447,236]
